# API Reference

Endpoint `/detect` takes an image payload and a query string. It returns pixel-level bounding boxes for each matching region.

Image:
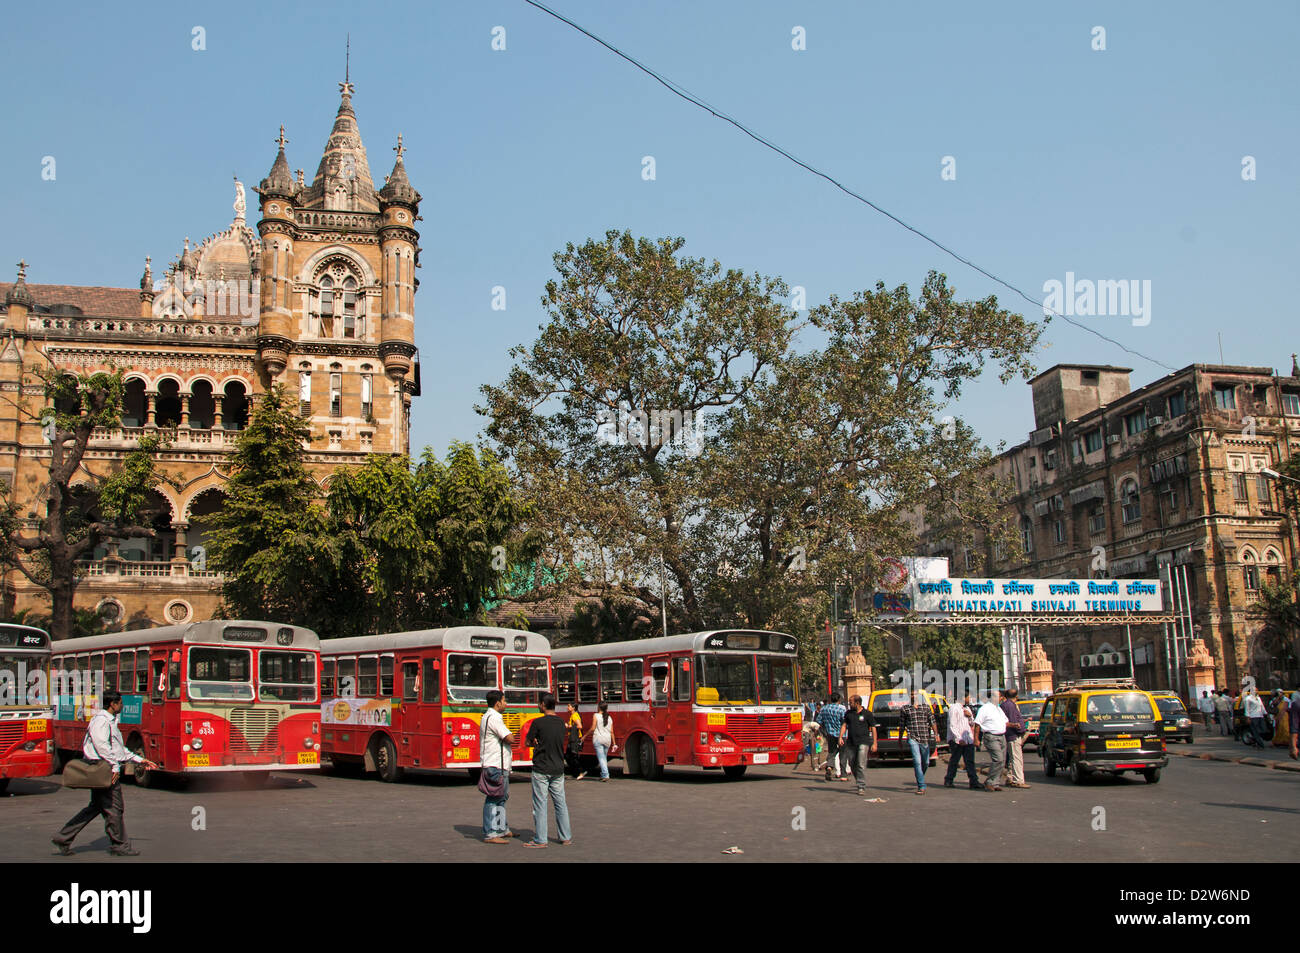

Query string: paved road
[5,739,1297,863]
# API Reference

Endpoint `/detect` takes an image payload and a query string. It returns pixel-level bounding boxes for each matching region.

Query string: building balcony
[78,559,222,580]
[89,426,240,450]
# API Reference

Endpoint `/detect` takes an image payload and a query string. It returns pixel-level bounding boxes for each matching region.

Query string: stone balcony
[89,426,239,451]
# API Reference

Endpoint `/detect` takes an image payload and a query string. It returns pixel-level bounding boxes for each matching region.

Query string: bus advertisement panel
[51,621,321,785]
[553,630,802,779]
[320,627,551,782]
[0,624,53,791]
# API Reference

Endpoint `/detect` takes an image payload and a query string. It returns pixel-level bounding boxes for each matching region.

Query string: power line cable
[521,0,1177,373]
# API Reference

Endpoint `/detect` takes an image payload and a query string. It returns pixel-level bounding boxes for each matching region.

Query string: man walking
[974,693,1009,791]
[1243,689,1269,748]
[1196,691,1214,730]
[1214,690,1232,736]
[838,694,878,796]
[818,693,847,781]
[52,691,159,856]
[899,691,939,795]
[480,689,516,844]
[943,692,982,790]
[1000,687,1030,788]
[524,693,572,848]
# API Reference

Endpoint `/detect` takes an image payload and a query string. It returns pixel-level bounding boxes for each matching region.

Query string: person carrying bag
[52,691,158,857]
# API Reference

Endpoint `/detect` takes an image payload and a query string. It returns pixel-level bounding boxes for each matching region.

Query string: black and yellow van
[1148,691,1195,744]
[1039,679,1168,784]
[866,689,949,763]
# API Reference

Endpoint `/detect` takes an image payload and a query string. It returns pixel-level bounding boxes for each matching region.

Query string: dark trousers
[823,737,842,777]
[54,778,127,850]
[944,742,980,786]
[564,747,582,778]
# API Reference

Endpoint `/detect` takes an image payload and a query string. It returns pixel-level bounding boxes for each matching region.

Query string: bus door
[666,655,694,763]
[398,657,421,766]
[645,655,670,757]
[143,649,172,765]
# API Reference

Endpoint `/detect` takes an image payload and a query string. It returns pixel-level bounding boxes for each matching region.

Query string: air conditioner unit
[1081,654,1097,667]
[1106,435,1121,445]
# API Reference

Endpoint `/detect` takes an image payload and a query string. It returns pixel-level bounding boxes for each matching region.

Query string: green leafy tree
[1249,456,1300,674]
[0,369,169,638]
[899,624,1002,674]
[480,232,1040,645]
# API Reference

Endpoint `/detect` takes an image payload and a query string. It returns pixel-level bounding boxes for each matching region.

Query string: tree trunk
[48,577,76,641]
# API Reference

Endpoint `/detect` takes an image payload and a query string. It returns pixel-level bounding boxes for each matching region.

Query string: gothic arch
[296,245,378,286]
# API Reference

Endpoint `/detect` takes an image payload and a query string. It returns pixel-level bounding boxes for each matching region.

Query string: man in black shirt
[838,694,879,797]
[523,693,572,847]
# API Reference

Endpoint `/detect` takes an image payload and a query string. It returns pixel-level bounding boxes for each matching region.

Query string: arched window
[342,277,359,338]
[1242,550,1260,592]
[316,276,335,336]
[298,363,312,416]
[1120,479,1141,524]
[1264,549,1281,587]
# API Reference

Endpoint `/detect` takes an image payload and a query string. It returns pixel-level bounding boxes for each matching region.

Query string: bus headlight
[191,738,203,751]
[712,733,727,744]
[303,737,314,749]
[22,741,36,751]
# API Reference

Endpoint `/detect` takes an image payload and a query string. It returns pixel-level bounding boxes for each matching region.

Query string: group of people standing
[479,693,618,846]
[799,688,1033,796]
[1200,686,1299,758]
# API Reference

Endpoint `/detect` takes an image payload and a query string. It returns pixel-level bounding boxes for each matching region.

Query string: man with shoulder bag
[480,689,516,844]
[53,691,159,856]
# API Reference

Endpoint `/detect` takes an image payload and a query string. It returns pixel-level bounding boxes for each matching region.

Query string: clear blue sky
[1,1,1296,456]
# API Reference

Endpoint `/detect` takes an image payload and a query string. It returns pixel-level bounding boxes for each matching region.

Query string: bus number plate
[1106,739,1140,750]
[707,713,725,726]
[26,719,47,734]
[297,751,318,764]
[187,753,210,767]
[453,747,470,760]
[752,753,770,764]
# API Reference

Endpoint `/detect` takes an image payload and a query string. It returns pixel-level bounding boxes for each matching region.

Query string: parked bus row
[31,624,805,786]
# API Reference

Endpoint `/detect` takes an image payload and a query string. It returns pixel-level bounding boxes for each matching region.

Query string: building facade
[914,361,1300,692]
[0,80,421,631]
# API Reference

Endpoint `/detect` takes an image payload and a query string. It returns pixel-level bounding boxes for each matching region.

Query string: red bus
[0,623,54,792]
[320,627,551,782]
[552,629,802,779]
[51,620,321,786]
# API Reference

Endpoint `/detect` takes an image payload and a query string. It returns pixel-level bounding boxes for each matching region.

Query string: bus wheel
[638,737,663,780]
[723,765,747,779]
[372,737,402,783]
[50,747,65,775]
[622,738,640,777]
[129,738,155,788]
[0,778,8,794]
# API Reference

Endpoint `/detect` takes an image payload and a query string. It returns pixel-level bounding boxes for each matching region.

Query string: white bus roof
[322,626,550,657]
[552,630,797,663]
[51,621,320,654]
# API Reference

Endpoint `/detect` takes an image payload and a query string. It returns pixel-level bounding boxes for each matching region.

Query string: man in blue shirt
[818,693,847,781]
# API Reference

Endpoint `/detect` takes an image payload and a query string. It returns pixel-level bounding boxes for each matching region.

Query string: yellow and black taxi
[866,688,949,763]
[1016,696,1047,750]
[1148,691,1195,744]
[1038,679,1168,784]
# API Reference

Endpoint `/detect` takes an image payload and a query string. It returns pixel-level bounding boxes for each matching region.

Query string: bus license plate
[453,747,470,760]
[752,753,770,764]
[297,751,318,765]
[887,730,899,738]
[187,753,210,767]
[27,719,47,734]
[707,713,725,726]
[1106,739,1140,750]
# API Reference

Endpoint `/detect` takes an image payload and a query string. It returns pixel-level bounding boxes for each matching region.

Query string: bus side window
[151,659,165,704]
[380,655,394,697]
[577,664,598,704]
[422,658,441,703]
[338,657,357,697]
[135,651,148,694]
[401,662,419,702]
[673,658,691,702]
[322,659,336,697]
[600,661,623,702]
[555,665,576,705]
[623,660,643,702]
[168,655,181,700]
[358,657,378,697]
[650,662,669,705]
[118,651,133,693]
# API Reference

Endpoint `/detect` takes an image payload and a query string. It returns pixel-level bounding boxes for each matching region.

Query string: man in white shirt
[52,691,159,856]
[480,689,516,843]
[942,693,982,790]
[973,693,1009,791]
[1213,691,1232,735]
[1196,691,1214,729]
[1243,689,1269,748]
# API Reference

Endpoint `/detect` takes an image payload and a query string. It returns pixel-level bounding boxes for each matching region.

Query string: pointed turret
[299,80,378,212]
[4,260,34,310]
[259,126,296,198]
[379,134,421,208]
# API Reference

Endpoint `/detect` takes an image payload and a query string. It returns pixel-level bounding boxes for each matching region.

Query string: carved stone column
[1185,638,1218,708]
[179,394,190,429]
[843,644,874,702]
[145,391,158,427]
[213,395,224,430]
[172,522,189,561]
[1024,642,1054,696]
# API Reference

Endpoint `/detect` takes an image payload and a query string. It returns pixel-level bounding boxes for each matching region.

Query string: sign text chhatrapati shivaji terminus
[874,578,1164,618]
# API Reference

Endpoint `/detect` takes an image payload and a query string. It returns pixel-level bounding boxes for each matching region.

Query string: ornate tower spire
[301,73,377,212]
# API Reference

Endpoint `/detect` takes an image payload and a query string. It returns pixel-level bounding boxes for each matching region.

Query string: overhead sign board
[872,577,1164,620]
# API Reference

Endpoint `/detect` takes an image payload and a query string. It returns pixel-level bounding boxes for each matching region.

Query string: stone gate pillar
[1185,638,1217,707]
[843,644,873,702]
[1024,642,1054,696]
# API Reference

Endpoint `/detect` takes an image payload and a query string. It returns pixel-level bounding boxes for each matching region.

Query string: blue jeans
[594,742,610,779]
[530,771,571,843]
[481,767,509,838]
[907,739,932,790]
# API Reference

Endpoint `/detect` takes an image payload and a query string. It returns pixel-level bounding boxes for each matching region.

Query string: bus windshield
[503,656,549,705]
[756,655,798,703]
[188,647,254,701]
[258,651,317,702]
[0,653,47,706]
[446,653,498,704]
[694,654,757,706]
